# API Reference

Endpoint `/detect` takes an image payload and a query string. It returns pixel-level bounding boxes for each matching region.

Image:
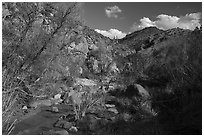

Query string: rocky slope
[4,24,202,135]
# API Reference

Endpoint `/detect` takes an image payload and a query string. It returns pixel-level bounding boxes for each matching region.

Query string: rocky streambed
[10,77,161,135]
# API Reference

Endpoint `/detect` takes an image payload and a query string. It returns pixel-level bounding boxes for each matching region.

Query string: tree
[2,2,83,134]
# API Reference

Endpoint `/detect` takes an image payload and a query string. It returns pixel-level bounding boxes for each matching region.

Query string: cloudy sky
[81,2,202,39]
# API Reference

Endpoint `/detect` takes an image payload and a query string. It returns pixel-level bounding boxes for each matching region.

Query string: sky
[81,2,202,39]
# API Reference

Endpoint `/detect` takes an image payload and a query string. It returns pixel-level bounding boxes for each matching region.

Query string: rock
[107,108,118,114]
[134,84,150,99]
[75,78,97,87]
[54,94,61,100]
[51,106,59,113]
[22,106,28,110]
[54,130,69,135]
[105,104,115,108]
[69,126,78,132]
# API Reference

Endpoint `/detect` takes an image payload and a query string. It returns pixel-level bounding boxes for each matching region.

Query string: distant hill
[112,27,201,87]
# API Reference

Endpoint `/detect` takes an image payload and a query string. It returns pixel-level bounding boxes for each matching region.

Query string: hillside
[2,2,202,135]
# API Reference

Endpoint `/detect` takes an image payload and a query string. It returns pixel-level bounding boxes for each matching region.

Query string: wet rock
[51,106,59,113]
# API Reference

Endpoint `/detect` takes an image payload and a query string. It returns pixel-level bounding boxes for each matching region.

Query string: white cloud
[95,28,126,39]
[105,5,122,18]
[131,12,201,31]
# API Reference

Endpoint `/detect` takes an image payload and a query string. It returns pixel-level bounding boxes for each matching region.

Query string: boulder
[134,84,150,99]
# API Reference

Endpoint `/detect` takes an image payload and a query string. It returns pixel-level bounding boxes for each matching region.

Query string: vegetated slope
[2,3,201,134]
[2,3,117,134]
[113,27,202,134]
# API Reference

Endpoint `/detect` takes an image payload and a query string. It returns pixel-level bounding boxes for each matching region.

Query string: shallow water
[11,104,73,135]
